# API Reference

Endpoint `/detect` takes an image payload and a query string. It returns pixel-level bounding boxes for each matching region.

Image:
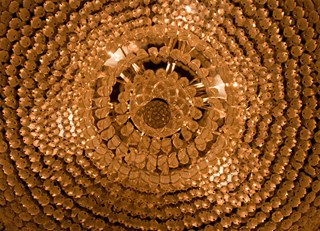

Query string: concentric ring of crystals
[0,0,320,230]
[62,25,256,192]
[129,69,189,138]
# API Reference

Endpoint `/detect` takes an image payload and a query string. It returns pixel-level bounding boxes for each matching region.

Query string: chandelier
[0,0,320,230]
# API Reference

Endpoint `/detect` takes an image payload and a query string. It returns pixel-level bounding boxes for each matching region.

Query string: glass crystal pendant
[0,0,320,230]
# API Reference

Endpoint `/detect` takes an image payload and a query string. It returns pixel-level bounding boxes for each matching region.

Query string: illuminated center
[143,98,171,129]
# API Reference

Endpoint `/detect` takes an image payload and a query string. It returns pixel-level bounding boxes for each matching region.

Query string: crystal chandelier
[0,0,320,230]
